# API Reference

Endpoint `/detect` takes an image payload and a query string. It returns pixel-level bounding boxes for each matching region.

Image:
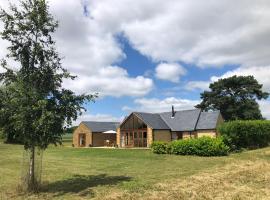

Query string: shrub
[168,137,229,156]
[151,137,229,156]
[151,141,168,154]
[218,120,270,150]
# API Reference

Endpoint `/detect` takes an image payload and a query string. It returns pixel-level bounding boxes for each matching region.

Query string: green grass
[62,133,73,146]
[1,141,270,200]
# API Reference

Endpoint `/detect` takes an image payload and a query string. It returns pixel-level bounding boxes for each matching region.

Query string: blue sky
[0,0,270,123]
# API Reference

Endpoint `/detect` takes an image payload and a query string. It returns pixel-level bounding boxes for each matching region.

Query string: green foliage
[151,137,229,156]
[0,0,97,149]
[65,126,78,134]
[218,120,270,150]
[151,141,168,154]
[196,75,269,121]
[0,129,3,139]
[168,137,229,156]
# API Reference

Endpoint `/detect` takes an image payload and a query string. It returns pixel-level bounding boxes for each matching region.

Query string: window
[143,132,147,138]
[125,132,129,145]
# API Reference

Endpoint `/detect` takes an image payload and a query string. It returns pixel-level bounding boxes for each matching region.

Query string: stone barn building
[73,121,120,147]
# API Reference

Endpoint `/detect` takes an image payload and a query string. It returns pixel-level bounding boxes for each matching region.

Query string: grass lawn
[1,139,270,200]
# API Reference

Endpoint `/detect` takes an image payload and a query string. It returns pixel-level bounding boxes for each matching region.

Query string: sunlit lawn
[1,136,270,200]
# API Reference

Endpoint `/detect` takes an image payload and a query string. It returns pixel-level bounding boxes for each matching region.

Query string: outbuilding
[73,121,120,147]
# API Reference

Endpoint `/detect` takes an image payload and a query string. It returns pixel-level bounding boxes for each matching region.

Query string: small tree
[0,0,96,191]
[196,75,269,121]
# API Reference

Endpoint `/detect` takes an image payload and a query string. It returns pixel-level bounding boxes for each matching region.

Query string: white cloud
[155,63,186,83]
[185,81,210,91]
[258,100,270,119]
[124,97,199,113]
[48,0,154,97]
[83,0,270,66]
[0,0,154,97]
[73,113,122,126]
[64,66,153,96]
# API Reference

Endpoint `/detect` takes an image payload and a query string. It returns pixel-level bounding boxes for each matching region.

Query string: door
[79,134,86,147]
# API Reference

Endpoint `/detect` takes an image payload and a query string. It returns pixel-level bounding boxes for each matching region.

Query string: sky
[0,0,270,124]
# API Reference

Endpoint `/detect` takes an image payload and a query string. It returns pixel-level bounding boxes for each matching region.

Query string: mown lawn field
[1,137,270,200]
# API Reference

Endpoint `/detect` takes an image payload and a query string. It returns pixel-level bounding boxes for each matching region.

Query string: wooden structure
[119,114,148,147]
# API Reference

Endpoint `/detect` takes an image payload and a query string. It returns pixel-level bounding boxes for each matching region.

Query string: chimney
[171,105,175,118]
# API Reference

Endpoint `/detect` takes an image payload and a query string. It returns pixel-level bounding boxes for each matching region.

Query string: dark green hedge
[151,137,229,156]
[218,120,270,150]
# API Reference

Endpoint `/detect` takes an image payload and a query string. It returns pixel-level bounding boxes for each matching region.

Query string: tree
[0,0,96,191]
[196,75,269,121]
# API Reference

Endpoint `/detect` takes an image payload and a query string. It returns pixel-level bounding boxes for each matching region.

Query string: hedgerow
[218,120,270,150]
[151,137,229,156]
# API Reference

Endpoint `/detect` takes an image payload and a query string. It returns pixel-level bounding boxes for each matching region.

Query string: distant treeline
[65,126,78,134]
[0,126,77,144]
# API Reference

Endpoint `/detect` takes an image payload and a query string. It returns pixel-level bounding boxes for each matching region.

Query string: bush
[168,137,229,156]
[151,137,229,156]
[218,120,270,150]
[151,141,168,154]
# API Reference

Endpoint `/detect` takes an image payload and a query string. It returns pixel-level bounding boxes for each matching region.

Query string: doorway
[122,131,147,147]
[79,134,86,147]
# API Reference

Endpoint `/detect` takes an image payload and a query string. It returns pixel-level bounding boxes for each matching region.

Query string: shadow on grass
[42,174,132,197]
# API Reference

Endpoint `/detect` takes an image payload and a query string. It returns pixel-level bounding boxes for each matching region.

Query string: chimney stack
[171,105,175,118]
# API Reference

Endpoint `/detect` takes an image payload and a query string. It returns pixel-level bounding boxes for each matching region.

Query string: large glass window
[121,114,147,130]
[120,113,148,147]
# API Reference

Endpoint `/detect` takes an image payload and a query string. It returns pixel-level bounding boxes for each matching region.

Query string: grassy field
[1,138,270,200]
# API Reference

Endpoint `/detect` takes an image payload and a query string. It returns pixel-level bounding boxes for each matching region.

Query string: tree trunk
[28,146,36,191]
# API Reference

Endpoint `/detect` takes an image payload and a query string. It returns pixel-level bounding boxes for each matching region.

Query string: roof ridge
[82,121,120,123]
[158,108,200,114]
[133,111,159,115]
[158,113,171,129]
[194,109,202,130]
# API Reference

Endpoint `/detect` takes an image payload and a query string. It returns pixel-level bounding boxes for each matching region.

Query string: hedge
[218,120,270,150]
[151,141,168,154]
[151,137,229,156]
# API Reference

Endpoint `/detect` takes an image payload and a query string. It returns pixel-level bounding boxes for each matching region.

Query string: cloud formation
[73,113,122,126]
[258,100,270,119]
[123,97,199,113]
[86,0,270,67]
[0,0,154,97]
[155,63,186,83]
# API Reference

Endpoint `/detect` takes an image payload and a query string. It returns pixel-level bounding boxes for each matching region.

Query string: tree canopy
[196,75,269,121]
[0,0,97,190]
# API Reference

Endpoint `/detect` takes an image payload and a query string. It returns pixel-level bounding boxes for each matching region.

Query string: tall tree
[0,0,96,191]
[196,75,269,121]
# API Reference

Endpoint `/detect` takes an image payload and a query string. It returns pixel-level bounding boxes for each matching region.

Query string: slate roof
[82,121,120,133]
[131,109,221,131]
[134,112,170,130]
[196,111,220,130]
[160,109,201,131]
